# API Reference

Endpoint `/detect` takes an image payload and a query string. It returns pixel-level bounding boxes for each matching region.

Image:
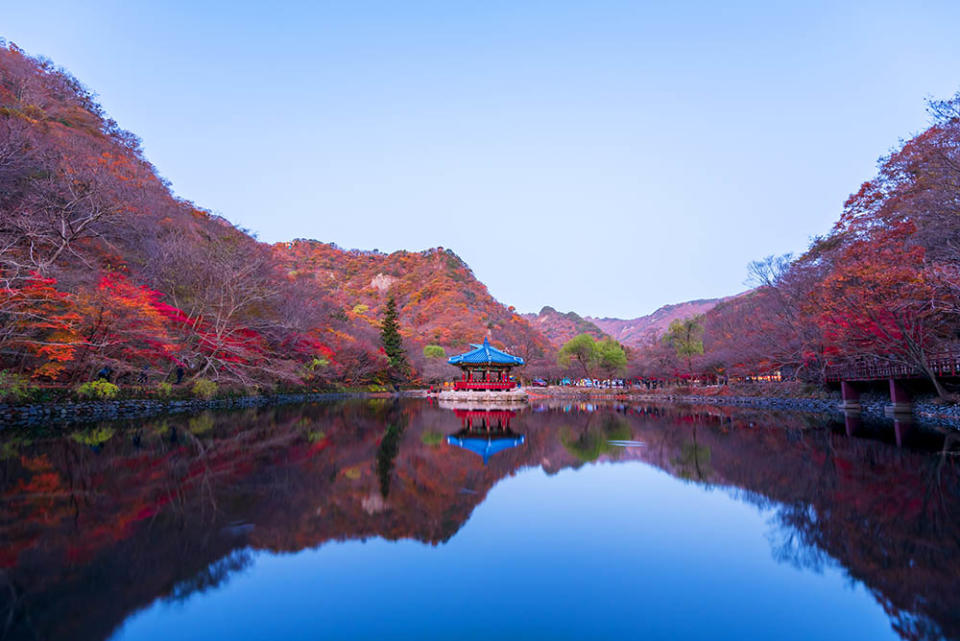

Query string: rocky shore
[527,387,960,429]
[0,392,370,429]
[4,386,959,431]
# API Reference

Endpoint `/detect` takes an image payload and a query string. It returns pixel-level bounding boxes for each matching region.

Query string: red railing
[824,349,960,382]
[452,381,518,392]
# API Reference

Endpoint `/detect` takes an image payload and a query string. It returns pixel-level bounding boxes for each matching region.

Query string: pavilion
[447,337,524,392]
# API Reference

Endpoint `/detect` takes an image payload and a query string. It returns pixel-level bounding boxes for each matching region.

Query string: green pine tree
[380,296,409,383]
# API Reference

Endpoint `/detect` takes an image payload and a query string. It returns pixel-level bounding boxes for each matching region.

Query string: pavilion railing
[824,349,960,382]
[452,381,518,392]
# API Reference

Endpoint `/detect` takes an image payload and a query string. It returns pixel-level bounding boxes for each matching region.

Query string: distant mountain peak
[522,307,608,347]
[586,296,738,347]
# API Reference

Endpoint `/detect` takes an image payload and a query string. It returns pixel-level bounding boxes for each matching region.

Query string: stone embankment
[527,388,960,429]
[635,394,960,427]
[436,388,528,404]
[0,392,364,428]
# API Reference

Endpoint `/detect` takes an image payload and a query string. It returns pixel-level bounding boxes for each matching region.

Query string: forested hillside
[0,43,551,390]
[632,91,960,395]
[276,240,553,369]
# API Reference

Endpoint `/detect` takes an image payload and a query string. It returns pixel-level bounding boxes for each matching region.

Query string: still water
[1,399,958,641]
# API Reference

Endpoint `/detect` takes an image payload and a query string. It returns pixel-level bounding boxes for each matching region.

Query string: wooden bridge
[825,350,960,382]
[825,348,960,415]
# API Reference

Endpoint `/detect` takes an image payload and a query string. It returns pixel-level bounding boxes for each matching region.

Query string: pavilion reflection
[445,408,525,465]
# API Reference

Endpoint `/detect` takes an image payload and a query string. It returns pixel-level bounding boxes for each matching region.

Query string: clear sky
[4,1,960,318]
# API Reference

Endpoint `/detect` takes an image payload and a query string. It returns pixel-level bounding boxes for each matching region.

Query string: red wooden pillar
[887,378,912,415]
[840,381,860,410]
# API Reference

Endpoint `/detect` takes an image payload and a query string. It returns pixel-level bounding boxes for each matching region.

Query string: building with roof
[447,337,524,391]
[439,337,528,403]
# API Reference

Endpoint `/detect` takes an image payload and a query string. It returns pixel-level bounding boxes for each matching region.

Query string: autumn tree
[0,274,82,379]
[811,224,953,397]
[558,334,626,378]
[558,334,598,377]
[663,315,704,378]
[596,337,628,377]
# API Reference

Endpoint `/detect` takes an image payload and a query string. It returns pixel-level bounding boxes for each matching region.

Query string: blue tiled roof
[447,337,525,366]
[446,434,525,465]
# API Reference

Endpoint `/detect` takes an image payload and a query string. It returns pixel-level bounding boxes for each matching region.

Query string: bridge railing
[824,348,960,382]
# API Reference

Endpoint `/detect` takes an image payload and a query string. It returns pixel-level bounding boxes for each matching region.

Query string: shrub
[307,357,329,371]
[77,379,120,400]
[420,431,444,446]
[0,371,31,402]
[156,382,173,398]
[188,413,214,434]
[191,378,218,399]
[70,426,116,447]
[423,345,446,359]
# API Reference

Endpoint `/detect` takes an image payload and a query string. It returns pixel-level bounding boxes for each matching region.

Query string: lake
[1,398,957,641]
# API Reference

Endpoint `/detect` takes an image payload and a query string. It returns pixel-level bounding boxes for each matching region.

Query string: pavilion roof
[448,337,524,367]
[446,434,525,465]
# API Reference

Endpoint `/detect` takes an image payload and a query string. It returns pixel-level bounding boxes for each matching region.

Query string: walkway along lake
[1,399,958,640]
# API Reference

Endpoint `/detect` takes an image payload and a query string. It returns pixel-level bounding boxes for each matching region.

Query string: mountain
[588,297,733,347]
[0,43,553,387]
[0,43,361,386]
[521,306,609,347]
[276,240,553,362]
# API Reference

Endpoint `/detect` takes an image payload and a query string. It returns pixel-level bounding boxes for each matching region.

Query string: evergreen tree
[380,296,409,382]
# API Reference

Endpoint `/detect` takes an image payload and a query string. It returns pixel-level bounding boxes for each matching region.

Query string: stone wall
[0,392,364,428]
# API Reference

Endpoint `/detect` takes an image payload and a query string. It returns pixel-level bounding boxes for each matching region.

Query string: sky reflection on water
[0,399,956,641]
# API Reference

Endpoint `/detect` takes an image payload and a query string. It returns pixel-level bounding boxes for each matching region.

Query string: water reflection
[445,409,525,465]
[0,399,957,641]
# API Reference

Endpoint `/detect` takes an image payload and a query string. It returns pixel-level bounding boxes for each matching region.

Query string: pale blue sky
[4,1,960,318]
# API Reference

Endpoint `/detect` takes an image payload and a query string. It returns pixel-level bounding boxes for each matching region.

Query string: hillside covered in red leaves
[0,44,552,390]
[628,91,960,393]
[276,240,552,366]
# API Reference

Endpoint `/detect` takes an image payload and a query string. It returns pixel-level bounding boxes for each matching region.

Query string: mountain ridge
[587,296,739,347]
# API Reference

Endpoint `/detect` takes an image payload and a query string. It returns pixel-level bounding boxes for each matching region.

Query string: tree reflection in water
[0,399,957,641]
[375,401,408,498]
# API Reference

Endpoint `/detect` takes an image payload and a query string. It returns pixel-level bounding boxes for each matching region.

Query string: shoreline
[525,388,960,429]
[0,391,413,429]
[3,385,959,430]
